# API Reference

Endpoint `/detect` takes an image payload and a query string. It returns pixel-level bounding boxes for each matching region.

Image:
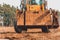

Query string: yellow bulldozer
[14,0,59,33]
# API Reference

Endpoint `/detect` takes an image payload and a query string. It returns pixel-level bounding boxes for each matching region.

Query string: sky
[0,0,20,8]
[47,0,60,11]
[0,0,60,11]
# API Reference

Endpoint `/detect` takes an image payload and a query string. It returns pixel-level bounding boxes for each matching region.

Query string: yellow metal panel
[27,5,41,12]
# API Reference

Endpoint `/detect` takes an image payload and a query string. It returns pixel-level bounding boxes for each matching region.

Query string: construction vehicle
[14,0,59,33]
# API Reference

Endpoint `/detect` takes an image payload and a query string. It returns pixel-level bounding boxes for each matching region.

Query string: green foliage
[58,12,60,16]
[0,4,16,26]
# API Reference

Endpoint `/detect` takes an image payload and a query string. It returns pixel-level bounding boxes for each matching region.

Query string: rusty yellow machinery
[14,0,59,33]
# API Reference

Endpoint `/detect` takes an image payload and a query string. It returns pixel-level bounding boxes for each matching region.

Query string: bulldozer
[14,0,59,33]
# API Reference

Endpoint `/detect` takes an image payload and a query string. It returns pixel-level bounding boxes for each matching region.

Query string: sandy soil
[0,26,60,40]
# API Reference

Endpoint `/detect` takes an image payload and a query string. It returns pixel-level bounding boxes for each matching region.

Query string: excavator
[14,0,59,33]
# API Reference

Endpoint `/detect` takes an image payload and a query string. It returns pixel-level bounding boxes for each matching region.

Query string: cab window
[29,0,43,5]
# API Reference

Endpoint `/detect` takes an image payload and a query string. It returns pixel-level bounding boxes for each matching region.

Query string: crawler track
[0,27,60,40]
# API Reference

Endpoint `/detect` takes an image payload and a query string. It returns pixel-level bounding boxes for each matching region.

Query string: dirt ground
[0,26,60,40]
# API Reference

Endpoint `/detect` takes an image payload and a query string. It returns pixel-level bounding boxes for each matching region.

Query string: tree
[0,4,16,26]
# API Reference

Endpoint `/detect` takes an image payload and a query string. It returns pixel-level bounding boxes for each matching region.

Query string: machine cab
[20,0,47,12]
